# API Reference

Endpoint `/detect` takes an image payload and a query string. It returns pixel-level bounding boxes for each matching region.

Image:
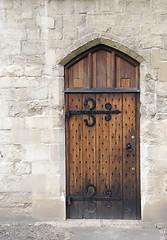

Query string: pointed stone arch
[60,37,144,66]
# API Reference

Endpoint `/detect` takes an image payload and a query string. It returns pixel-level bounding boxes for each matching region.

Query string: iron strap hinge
[65,109,121,118]
[65,97,121,127]
[66,195,122,206]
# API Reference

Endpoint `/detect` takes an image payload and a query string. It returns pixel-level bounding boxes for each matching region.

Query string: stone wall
[0,0,166,222]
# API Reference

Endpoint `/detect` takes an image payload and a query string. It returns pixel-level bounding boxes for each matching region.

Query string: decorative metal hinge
[66,183,122,208]
[66,97,121,127]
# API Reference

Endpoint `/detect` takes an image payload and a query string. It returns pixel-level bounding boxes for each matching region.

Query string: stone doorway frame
[59,36,144,220]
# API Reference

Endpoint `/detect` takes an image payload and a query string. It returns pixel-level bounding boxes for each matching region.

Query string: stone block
[37,16,55,29]
[146,172,166,194]
[153,0,167,11]
[51,114,65,128]
[10,117,25,129]
[5,65,24,77]
[48,81,60,106]
[156,113,167,120]
[6,7,32,28]
[48,0,75,15]
[151,49,160,68]
[151,159,167,175]
[53,128,65,144]
[0,130,11,144]
[25,117,50,129]
[87,14,116,32]
[11,129,41,144]
[2,117,12,129]
[0,162,14,175]
[53,64,65,78]
[32,196,65,220]
[0,55,13,67]
[143,35,163,49]
[125,0,150,13]
[157,82,167,97]
[51,144,65,160]
[41,129,52,144]
[0,144,24,163]
[159,62,167,81]
[0,100,9,117]
[28,85,48,100]
[96,0,118,13]
[147,145,167,161]
[45,175,61,195]
[22,175,46,193]
[1,41,21,55]
[0,192,32,208]
[143,198,167,222]
[151,25,167,35]
[0,1,13,10]
[140,93,156,118]
[14,162,31,176]
[43,65,54,76]
[48,29,62,40]
[0,77,11,88]
[21,41,45,55]
[45,49,56,66]
[0,176,22,192]
[144,80,156,94]
[0,29,26,41]
[11,88,28,101]
[24,65,43,77]
[0,118,2,129]
[32,161,59,175]
[26,29,41,41]
[12,77,39,88]
[25,145,50,162]
[156,96,167,113]
[0,89,11,100]
[26,55,45,65]
[49,77,64,107]
[63,16,78,40]
[9,100,49,118]
[0,9,5,28]
[142,121,165,144]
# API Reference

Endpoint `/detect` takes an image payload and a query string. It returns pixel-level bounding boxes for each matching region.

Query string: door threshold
[48,219,155,229]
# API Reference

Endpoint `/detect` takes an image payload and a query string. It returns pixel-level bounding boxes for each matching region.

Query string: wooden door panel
[65,46,139,90]
[66,93,139,219]
[65,45,140,219]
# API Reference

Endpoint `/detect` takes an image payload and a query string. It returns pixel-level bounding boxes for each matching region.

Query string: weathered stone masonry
[0,0,167,222]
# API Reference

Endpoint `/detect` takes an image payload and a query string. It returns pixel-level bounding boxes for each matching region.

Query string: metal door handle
[126,143,133,152]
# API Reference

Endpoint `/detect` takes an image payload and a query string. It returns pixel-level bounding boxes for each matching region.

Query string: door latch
[126,143,133,152]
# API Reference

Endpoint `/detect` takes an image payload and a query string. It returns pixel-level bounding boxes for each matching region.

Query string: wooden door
[65,45,140,219]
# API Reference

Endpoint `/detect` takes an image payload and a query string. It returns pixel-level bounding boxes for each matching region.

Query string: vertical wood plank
[96,50,107,88]
[136,93,141,219]
[96,93,103,217]
[109,94,123,218]
[92,52,97,88]
[116,56,121,87]
[82,93,96,219]
[122,93,137,219]
[65,93,70,218]
[67,94,83,218]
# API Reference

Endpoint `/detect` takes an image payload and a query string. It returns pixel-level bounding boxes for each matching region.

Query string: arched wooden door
[65,45,140,219]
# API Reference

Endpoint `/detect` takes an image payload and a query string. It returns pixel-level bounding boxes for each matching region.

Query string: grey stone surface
[0,0,167,222]
[0,220,166,240]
